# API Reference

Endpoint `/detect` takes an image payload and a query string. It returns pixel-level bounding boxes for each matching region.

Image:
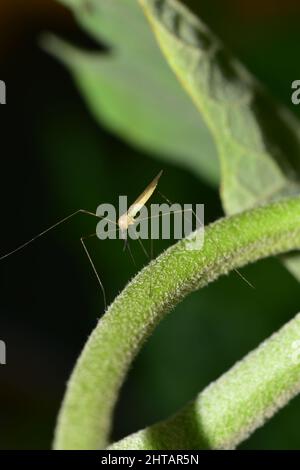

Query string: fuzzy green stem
[54,196,300,450]
[110,311,300,449]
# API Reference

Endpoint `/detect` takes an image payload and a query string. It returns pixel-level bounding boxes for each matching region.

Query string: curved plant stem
[109,311,300,449]
[54,196,300,450]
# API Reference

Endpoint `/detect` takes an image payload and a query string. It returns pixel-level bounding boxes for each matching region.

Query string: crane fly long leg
[149,237,154,297]
[137,237,150,259]
[134,207,196,298]
[80,224,123,312]
[158,191,255,290]
[80,235,107,312]
[0,207,121,312]
[0,209,117,262]
[136,207,194,224]
[125,239,136,267]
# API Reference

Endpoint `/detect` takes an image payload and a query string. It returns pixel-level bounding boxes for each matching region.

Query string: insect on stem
[117,170,163,233]
[2,170,250,317]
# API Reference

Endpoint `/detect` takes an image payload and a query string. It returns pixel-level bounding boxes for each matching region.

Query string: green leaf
[138,0,300,279]
[283,252,300,280]
[53,195,300,449]
[110,311,300,450]
[138,0,300,213]
[44,0,219,184]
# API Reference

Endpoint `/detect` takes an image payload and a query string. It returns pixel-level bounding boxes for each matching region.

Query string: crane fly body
[118,170,163,235]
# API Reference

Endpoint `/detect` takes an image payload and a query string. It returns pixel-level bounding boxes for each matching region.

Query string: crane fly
[0,170,164,312]
[118,170,163,233]
[0,169,253,313]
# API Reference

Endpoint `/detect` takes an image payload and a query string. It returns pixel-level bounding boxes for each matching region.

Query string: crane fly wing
[128,170,163,219]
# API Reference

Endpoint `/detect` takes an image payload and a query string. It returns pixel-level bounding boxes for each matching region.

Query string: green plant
[48,0,300,449]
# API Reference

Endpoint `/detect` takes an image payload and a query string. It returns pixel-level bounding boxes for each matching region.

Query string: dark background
[1,0,300,449]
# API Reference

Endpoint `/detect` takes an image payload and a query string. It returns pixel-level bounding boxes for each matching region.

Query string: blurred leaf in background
[1,0,300,450]
[47,0,300,282]
[44,0,219,185]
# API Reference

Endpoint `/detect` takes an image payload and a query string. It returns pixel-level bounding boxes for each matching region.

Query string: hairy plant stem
[110,311,300,449]
[54,196,300,450]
